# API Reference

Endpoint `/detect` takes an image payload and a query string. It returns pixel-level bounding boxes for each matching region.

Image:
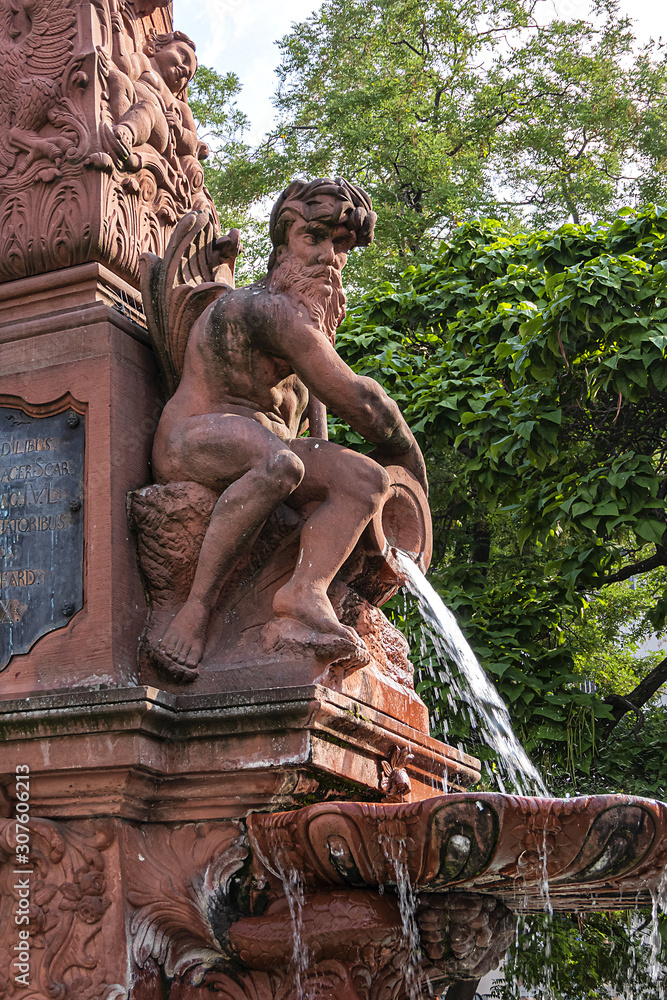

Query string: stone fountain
[0,2,665,998]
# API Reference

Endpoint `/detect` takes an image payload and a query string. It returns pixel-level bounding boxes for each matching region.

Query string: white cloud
[174,0,322,137]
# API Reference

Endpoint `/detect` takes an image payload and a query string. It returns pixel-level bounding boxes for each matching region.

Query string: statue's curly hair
[146,29,196,55]
[268,177,376,270]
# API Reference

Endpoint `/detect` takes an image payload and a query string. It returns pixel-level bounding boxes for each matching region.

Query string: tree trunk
[604,654,667,731]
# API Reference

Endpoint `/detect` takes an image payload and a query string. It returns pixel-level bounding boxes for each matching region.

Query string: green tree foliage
[188,65,248,155]
[493,911,664,1000]
[211,0,667,287]
[187,66,271,282]
[572,573,667,696]
[333,205,667,792]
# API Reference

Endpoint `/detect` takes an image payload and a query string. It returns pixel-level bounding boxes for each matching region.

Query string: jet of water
[392,548,546,796]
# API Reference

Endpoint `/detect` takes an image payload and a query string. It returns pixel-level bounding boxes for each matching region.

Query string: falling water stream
[650,869,667,981]
[391,548,667,994]
[393,549,546,796]
[280,864,308,1000]
[378,833,421,1000]
[261,548,665,996]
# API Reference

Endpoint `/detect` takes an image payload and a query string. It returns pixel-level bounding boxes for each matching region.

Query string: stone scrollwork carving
[0,817,126,1000]
[220,889,512,1000]
[131,886,513,1000]
[2,800,661,998]
[417,892,515,981]
[123,821,248,982]
[247,793,667,910]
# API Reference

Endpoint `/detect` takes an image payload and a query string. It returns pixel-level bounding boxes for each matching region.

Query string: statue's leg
[152,415,304,679]
[271,438,390,640]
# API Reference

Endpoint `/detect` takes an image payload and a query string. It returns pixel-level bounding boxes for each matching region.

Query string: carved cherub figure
[141,179,427,682]
[104,17,206,197]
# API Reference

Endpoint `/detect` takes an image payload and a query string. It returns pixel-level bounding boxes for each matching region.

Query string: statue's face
[283,207,355,282]
[154,42,197,95]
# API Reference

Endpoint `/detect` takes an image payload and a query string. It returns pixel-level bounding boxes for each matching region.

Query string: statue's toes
[330,632,370,669]
[147,639,200,684]
[184,647,201,669]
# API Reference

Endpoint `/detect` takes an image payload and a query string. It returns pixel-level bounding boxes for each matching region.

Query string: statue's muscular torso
[152,286,310,483]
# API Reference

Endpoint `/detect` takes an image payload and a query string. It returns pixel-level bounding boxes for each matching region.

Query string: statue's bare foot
[273,581,357,643]
[269,582,369,666]
[148,642,199,683]
[148,602,208,683]
[262,615,369,668]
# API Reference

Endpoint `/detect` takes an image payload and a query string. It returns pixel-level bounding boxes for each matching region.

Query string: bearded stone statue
[129,178,431,697]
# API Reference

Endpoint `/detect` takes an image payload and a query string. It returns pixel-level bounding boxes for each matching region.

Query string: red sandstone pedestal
[0,265,157,696]
[0,245,482,1000]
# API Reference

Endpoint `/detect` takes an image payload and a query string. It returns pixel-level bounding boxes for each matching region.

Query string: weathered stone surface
[4,10,666,1000]
[0,265,158,695]
[0,0,217,287]
[128,187,436,783]
[1,798,665,999]
[0,813,514,1000]
[128,468,432,732]
[0,816,128,1000]
[0,684,481,822]
[248,793,667,911]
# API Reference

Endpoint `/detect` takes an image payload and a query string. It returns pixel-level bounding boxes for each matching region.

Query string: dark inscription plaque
[0,404,85,670]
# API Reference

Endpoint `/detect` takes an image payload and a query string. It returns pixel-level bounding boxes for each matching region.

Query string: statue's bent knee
[264,449,304,492]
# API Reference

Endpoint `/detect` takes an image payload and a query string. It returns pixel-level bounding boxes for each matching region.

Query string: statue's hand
[164,108,179,131]
[368,441,428,498]
[108,0,123,27]
[102,122,134,165]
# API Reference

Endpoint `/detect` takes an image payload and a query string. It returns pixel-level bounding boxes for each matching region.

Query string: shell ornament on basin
[248,792,667,912]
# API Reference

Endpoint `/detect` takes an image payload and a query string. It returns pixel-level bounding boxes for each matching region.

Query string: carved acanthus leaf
[124,822,248,980]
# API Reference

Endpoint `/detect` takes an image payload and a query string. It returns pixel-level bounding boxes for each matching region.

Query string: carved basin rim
[247,792,667,912]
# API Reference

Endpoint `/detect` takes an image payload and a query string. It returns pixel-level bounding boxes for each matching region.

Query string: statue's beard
[269,256,346,343]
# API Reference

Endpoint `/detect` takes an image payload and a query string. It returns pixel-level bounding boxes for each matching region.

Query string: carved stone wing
[0,0,76,172]
[0,22,17,138]
[22,0,77,84]
[139,210,241,397]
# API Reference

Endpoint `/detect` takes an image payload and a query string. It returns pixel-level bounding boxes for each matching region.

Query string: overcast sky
[173,0,666,144]
[173,0,321,142]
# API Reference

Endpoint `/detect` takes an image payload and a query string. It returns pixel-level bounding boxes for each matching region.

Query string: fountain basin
[248,792,667,912]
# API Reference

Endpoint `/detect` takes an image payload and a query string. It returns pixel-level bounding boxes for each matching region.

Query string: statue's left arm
[265,303,427,493]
